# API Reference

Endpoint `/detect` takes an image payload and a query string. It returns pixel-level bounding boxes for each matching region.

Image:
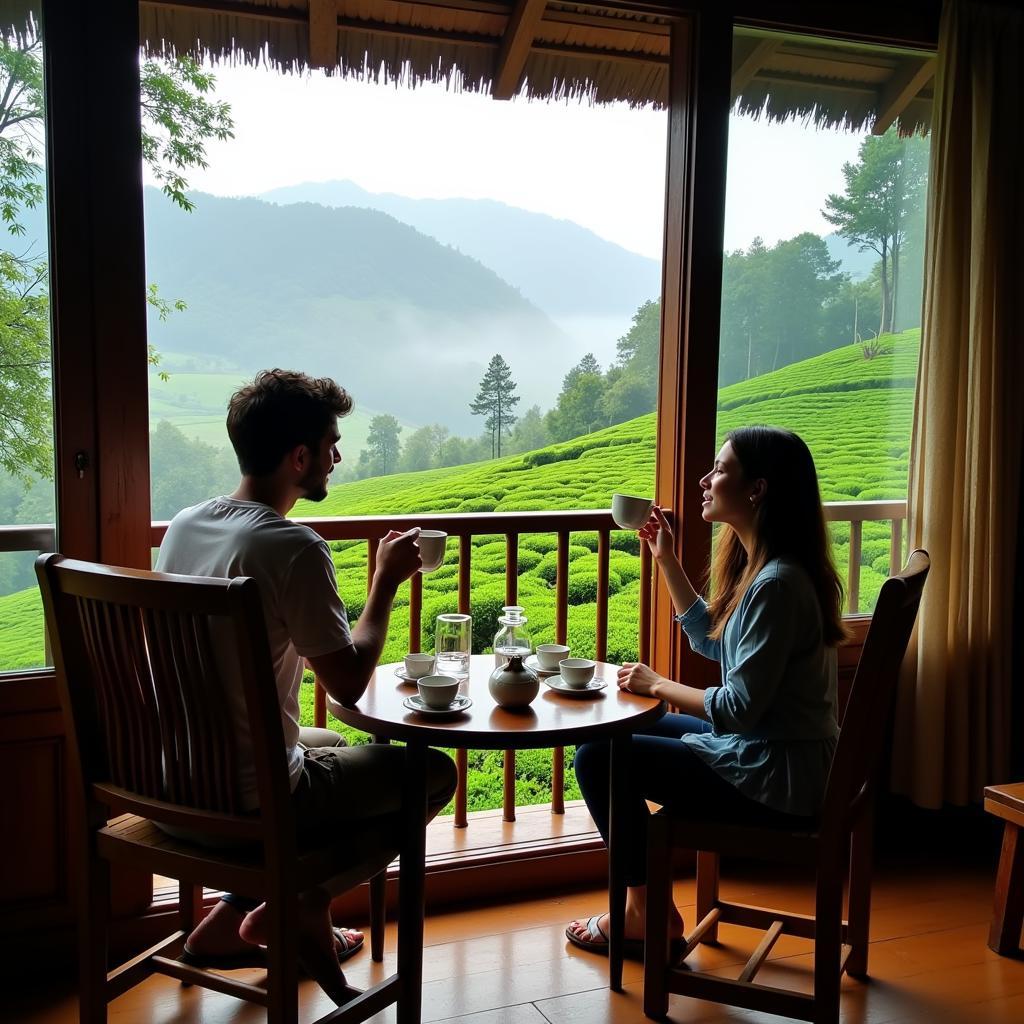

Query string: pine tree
[470,354,520,459]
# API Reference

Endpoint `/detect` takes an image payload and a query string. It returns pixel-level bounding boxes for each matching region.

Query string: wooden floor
[10,856,1024,1024]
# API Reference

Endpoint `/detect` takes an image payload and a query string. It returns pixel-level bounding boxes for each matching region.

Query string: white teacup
[404,653,436,679]
[559,658,596,688]
[612,492,654,530]
[417,530,448,573]
[417,674,460,709]
[536,643,570,671]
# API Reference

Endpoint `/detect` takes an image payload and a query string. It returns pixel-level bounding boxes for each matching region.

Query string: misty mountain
[137,190,574,433]
[259,180,661,322]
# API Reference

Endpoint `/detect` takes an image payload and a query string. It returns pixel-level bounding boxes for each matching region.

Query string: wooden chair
[984,783,1024,956]
[643,549,930,1024]
[36,553,428,1024]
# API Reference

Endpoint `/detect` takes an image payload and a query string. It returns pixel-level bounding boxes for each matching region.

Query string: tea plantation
[0,329,919,813]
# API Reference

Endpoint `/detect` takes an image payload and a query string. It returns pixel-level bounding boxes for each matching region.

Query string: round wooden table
[327,655,667,994]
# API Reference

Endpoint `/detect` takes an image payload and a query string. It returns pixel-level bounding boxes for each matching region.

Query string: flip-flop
[178,927,364,970]
[565,916,685,963]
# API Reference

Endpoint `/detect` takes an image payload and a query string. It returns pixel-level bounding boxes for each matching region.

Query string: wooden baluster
[551,530,570,816]
[454,535,472,829]
[504,533,518,823]
[454,750,468,830]
[848,520,862,614]
[556,531,570,643]
[889,518,904,577]
[409,571,422,654]
[596,529,610,663]
[640,542,653,665]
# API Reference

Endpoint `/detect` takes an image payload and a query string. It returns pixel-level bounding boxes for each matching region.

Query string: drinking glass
[435,613,472,677]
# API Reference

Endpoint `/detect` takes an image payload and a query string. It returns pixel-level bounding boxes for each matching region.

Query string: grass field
[148,370,396,452]
[3,331,919,808]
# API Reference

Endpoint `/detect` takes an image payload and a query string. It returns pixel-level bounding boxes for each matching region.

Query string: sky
[156,61,868,262]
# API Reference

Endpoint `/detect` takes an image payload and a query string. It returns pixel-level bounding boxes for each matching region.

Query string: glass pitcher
[493,605,532,667]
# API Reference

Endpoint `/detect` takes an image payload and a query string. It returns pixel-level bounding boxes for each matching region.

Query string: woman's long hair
[707,426,848,646]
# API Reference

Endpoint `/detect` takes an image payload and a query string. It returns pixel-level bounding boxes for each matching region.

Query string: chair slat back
[822,549,929,833]
[36,555,294,839]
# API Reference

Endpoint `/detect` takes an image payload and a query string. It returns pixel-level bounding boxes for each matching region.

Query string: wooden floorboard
[10,859,1024,1023]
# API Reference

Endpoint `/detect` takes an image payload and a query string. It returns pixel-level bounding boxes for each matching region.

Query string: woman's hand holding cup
[638,505,675,563]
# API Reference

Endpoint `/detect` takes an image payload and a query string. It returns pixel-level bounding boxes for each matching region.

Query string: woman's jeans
[574,713,810,887]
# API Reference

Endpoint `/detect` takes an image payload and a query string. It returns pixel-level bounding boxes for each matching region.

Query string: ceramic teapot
[488,649,540,708]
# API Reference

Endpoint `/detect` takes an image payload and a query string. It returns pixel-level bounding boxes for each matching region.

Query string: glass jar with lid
[493,605,532,667]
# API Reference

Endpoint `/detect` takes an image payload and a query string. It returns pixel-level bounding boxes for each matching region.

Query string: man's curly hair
[226,369,352,476]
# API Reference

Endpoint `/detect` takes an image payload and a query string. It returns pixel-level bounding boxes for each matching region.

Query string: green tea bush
[567,570,622,605]
[610,532,641,555]
[536,544,592,582]
[456,496,498,513]
[520,533,558,554]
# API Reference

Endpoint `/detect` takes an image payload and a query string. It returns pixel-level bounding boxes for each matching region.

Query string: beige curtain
[894,0,1024,808]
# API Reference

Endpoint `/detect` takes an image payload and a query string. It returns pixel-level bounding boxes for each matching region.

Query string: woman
[567,425,846,956]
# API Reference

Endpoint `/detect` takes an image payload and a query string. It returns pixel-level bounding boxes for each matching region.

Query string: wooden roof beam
[731,38,779,100]
[493,0,547,100]
[308,0,338,70]
[872,56,935,134]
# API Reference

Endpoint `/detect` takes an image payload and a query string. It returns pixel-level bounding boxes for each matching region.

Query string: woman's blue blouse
[676,557,838,817]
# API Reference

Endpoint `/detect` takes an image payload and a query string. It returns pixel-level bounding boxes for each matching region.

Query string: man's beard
[299,464,329,502]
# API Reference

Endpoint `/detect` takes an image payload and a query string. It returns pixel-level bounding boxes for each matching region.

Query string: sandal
[565,915,685,963]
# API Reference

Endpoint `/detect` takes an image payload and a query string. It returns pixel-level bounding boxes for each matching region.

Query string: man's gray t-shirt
[155,496,352,807]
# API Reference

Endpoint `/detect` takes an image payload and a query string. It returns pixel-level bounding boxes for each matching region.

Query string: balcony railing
[2,500,909,831]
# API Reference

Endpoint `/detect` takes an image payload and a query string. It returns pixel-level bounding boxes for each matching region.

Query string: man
[155,368,457,1000]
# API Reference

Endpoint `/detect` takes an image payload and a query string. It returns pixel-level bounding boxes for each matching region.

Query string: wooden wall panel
[0,734,64,907]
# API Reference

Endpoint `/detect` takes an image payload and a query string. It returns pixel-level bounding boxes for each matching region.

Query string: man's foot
[240,895,354,1005]
[182,900,258,962]
[182,899,364,970]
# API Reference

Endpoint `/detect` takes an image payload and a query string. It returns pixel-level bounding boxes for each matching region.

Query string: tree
[546,353,608,442]
[398,423,448,472]
[603,300,660,422]
[470,354,520,458]
[0,28,233,480]
[506,405,550,454]
[150,420,237,520]
[823,128,928,336]
[363,415,403,475]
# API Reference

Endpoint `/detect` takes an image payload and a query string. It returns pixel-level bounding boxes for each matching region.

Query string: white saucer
[544,676,607,696]
[524,654,560,676]
[394,666,434,684]
[403,694,473,716]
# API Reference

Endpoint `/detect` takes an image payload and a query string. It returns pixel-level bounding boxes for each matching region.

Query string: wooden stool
[984,783,1024,956]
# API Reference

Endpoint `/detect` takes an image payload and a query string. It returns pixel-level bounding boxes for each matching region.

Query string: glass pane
[143,61,667,812]
[0,15,56,673]
[717,29,931,614]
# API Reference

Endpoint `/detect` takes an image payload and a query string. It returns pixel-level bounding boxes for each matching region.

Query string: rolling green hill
[1,329,919,683]
[148,370,401,452]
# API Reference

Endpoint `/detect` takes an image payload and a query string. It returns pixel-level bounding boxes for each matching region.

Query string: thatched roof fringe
[733,79,932,136]
[1,2,933,128]
[0,0,36,46]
